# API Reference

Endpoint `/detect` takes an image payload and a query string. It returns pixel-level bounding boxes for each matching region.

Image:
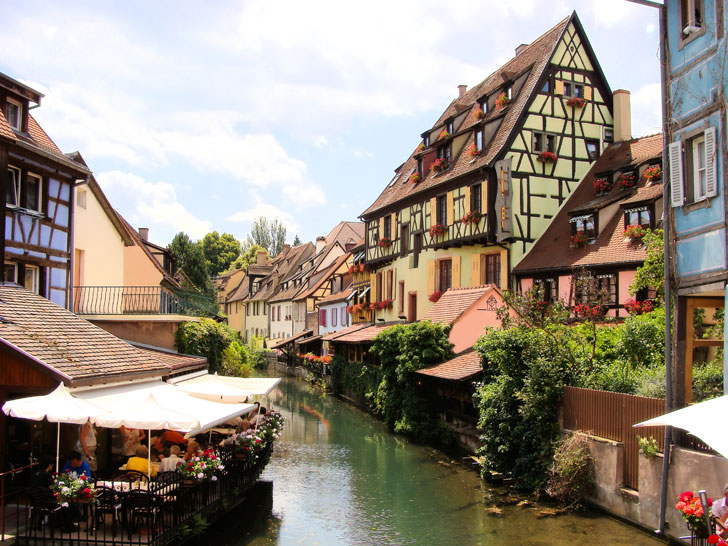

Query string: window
[446,119,454,134]
[624,207,652,229]
[400,224,409,257]
[571,214,596,240]
[534,278,557,303]
[386,270,393,300]
[6,166,20,207]
[24,265,39,294]
[573,272,615,307]
[5,99,21,130]
[416,157,423,177]
[484,254,500,288]
[563,82,584,98]
[331,308,337,327]
[679,0,703,35]
[246,303,250,316]
[482,99,489,114]
[474,130,483,152]
[26,173,42,212]
[76,188,87,209]
[585,139,600,160]
[423,134,430,147]
[413,233,422,268]
[376,272,383,302]
[669,127,717,206]
[319,309,327,328]
[595,274,617,307]
[471,184,482,213]
[533,132,556,153]
[341,307,347,327]
[438,259,452,292]
[437,144,451,163]
[4,262,17,283]
[383,215,391,240]
[603,128,614,144]
[398,280,405,313]
[436,195,447,225]
[505,86,512,100]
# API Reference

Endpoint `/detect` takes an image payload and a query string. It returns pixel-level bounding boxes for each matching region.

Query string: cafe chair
[27,486,61,538]
[114,470,149,484]
[124,490,162,539]
[94,485,123,538]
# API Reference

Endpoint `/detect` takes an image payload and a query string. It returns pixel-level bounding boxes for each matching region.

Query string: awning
[296,335,322,346]
[358,286,370,297]
[2,383,105,424]
[171,374,282,399]
[176,373,252,403]
[346,289,357,302]
[270,330,312,349]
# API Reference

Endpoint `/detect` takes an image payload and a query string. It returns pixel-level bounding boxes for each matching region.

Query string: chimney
[612,90,632,142]
[458,84,467,98]
[315,236,326,254]
[138,228,149,242]
[515,43,529,56]
[256,250,267,266]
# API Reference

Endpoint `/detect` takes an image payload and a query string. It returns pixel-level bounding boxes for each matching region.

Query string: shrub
[693,357,724,402]
[546,434,594,507]
[634,364,667,399]
[220,341,253,377]
[617,307,665,369]
[175,318,237,372]
[638,436,660,458]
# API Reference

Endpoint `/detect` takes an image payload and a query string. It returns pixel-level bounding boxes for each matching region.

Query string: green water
[212,375,663,545]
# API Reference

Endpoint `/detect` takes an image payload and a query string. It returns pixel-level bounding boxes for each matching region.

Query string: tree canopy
[244,217,287,256]
[224,244,268,273]
[201,231,241,276]
[168,232,214,295]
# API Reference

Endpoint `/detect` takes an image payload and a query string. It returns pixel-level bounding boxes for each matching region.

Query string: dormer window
[570,214,596,241]
[446,119,454,134]
[423,134,430,147]
[475,130,483,151]
[416,158,423,177]
[625,206,652,229]
[437,144,451,162]
[5,98,21,130]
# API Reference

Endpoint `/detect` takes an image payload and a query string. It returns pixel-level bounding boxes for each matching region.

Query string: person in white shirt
[160,445,184,472]
[711,484,728,538]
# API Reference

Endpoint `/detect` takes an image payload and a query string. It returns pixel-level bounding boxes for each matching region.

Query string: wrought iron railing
[73,286,218,317]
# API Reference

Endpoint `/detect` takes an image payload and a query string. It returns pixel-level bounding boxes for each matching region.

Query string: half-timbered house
[359,12,616,322]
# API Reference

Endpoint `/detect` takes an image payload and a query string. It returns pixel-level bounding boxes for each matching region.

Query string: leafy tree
[168,232,214,295]
[175,318,238,373]
[201,232,241,276]
[220,340,253,377]
[243,217,287,256]
[224,244,268,273]
[629,229,664,298]
[293,234,301,246]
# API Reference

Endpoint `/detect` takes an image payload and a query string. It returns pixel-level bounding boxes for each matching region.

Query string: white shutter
[704,126,718,198]
[669,140,684,207]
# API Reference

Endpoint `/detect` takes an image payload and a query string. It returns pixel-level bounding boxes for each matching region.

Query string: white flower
[219,465,225,470]
[197,473,204,479]
[211,476,217,482]
[61,502,69,508]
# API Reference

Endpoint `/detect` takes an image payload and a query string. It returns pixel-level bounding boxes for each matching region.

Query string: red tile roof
[0,111,18,142]
[0,285,169,385]
[423,285,496,325]
[361,15,573,217]
[270,330,313,349]
[321,322,371,342]
[514,134,663,274]
[133,345,207,371]
[317,286,353,306]
[328,324,391,343]
[416,350,482,381]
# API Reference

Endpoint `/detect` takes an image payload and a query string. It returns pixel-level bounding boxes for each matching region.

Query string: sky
[1,0,662,248]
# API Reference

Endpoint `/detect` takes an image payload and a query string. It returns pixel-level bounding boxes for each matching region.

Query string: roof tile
[416,350,482,381]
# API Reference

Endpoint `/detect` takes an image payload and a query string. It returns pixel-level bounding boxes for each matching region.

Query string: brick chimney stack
[138,228,149,241]
[612,90,632,142]
[458,84,467,98]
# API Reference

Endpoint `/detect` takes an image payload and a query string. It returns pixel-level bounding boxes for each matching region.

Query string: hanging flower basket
[570,232,588,247]
[417,143,426,152]
[495,92,510,109]
[439,129,450,139]
[429,223,447,237]
[466,144,481,159]
[624,224,646,241]
[644,166,662,182]
[461,211,483,225]
[377,237,392,248]
[409,172,422,184]
[593,177,612,194]
[429,290,444,303]
[619,172,637,189]
[537,151,557,163]
[473,108,486,120]
[566,97,586,108]
[431,158,449,172]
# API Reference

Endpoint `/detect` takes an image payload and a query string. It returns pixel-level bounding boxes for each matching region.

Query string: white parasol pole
[56,422,60,473]
[148,429,151,479]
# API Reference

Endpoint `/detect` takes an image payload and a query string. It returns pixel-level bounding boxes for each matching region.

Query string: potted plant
[624,299,654,315]
[357,263,366,273]
[377,237,392,248]
[429,290,444,303]
[429,223,447,237]
[570,232,589,247]
[473,108,486,120]
[566,97,586,108]
[431,158,449,173]
[572,302,605,318]
[229,431,265,463]
[593,177,612,194]
[461,210,483,225]
[624,224,646,241]
[416,143,426,152]
[466,144,481,159]
[52,472,97,506]
[409,172,422,184]
[619,172,636,189]
[675,491,713,539]
[536,151,557,163]
[439,129,450,139]
[644,165,662,182]
[495,92,510,109]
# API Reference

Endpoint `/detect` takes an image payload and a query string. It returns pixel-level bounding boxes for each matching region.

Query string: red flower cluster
[439,129,450,139]
[429,290,444,303]
[624,299,654,315]
[473,108,486,120]
[416,143,426,152]
[573,303,605,318]
[570,232,588,247]
[347,303,367,314]
[537,151,557,163]
[495,92,510,109]
[461,210,483,225]
[377,237,392,248]
[624,224,646,240]
[431,158,449,173]
[409,172,422,184]
[369,300,393,311]
[466,144,481,159]
[644,166,662,181]
[619,172,637,188]
[348,263,366,274]
[302,353,332,365]
[429,223,447,237]
[593,177,612,194]
[675,491,712,528]
[566,97,586,108]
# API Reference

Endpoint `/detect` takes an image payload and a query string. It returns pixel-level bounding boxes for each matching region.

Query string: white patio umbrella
[634,395,728,459]
[176,373,252,403]
[1,383,105,471]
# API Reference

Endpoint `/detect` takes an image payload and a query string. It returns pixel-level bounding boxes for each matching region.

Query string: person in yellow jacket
[126,445,157,477]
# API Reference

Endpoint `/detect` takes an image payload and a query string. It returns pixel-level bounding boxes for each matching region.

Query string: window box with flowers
[644,166,662,182]
[572,303,606,319]
[624,224,646,242]
[431,158,449,173]
[377,237,392,248]
[618,172,636,189]
[566,97,586,108]
[593,177,612,195]
[461,210,483,225]
[429,290,444,303]
[536,151,557,163]
[429,223,447,237]
[409,172,422,184]
[439,129,450,140]
[369,299,393,311]
[624,299,654,315]
[417,143,426,152]
[495,92,510,109]
[466,144,481,159]
[473,108,486,121]
[570,231,589,247]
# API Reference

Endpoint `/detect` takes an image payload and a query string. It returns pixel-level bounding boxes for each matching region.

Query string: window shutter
[370,272,377,301]
[427,260,436,295]
[378,217,383,240]
[464,186,471,212]
[555,80,564,96]
[452,256,461,288]
[430,197,437,225]
[584,86,592,101]
[471,254,481,286]
[704,126,718,198]
[669,140,685,207]
[320,309,327,327]
[391,213,397,236]
[446,191,453,225]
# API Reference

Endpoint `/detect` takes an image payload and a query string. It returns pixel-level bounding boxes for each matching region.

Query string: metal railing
[73,286,218,317]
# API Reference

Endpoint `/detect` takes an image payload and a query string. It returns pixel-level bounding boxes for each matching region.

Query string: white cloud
[226,199,300,234]
[314,136,328,148]
[97,170,211,241]
[631,82,663,137]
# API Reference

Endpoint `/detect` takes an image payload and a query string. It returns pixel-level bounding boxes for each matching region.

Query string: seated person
[62,450,92,479]
[183,440,201,461]
[32,455,55,489]
[712,484,728,538]
[152,430,187,454]
[160,445,184,472]
[250,406,267,428]
[126,445,157,477]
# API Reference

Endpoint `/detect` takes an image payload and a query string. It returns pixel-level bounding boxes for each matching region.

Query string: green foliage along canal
[206,374,662,545]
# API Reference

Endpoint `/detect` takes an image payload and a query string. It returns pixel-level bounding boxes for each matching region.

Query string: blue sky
[1,0,661,247]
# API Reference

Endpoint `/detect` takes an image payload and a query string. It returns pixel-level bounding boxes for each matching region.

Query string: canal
[207,374,664,545]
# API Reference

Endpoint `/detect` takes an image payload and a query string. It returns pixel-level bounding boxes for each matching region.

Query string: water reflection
[210,375,662,545]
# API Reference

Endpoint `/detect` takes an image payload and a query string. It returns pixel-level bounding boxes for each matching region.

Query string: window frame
[533,277,557,303]
[382,215,391,240]
[436,195,447,225]
[438,258,452,293]
[76,188,88,209]
[6,166,20,207]
[624,206,652,229]
[563,82,584,98]
[24,264,39,294]
[585,139,600,160]
[571,214,597,241]
[692,134,707,201]
[533,132,556,153]
[25,172,42,212]
[5,98,22,131]
[470,184,482,213]
[4,262,17,283]
[474,130,483,152]
[678,0,705,46]
[484,253,501,288]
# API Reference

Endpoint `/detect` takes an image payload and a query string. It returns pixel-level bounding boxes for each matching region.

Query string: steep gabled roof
[361,12,610,219]
[293,252,350,302]
[325,222,365,247]
[423,285,497,326]
[246,243,314,303]
[514,134,663,274]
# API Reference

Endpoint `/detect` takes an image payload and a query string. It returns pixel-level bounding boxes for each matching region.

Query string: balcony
[73,286,218,317]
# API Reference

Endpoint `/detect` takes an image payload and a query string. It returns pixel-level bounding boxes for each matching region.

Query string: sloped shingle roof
[423,285,496,325]
[416,349,482,381]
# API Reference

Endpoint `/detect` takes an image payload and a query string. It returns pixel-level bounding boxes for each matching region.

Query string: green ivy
[175,318,237,372]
